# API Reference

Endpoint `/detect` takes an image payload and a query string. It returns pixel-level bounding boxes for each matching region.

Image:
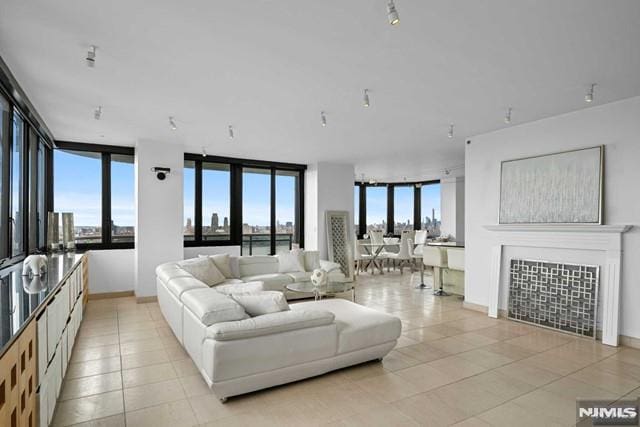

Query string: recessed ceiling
[1,0,639,181]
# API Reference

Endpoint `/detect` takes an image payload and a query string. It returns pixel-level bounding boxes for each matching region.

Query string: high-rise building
[211,213,219,231]
[223,217,229,231]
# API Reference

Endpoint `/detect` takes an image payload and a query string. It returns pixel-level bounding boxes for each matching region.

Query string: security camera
[151,167,171,181]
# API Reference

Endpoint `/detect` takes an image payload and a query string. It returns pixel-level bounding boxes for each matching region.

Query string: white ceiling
[1,0,639,181]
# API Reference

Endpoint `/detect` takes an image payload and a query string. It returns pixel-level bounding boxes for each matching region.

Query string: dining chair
[368,229,390,273]
[387,233,413,274]
[353,235,373,275]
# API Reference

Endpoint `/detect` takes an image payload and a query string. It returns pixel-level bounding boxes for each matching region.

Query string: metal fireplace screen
[508,259,599,338]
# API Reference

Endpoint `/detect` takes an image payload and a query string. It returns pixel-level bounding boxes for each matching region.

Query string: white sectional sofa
[155,253,402,401]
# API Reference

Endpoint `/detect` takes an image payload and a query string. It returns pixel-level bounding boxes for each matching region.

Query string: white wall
[87,249,135,294]
[465,96,640,339]
[135,140,184,298]
[305,162,355,259]
[440,176,465,242]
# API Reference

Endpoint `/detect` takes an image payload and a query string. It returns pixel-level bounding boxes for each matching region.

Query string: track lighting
[94,106,102,120]
[448,124,454,138]
[387,0,400,25]
[202,147,207,157]
[321,111,327,127]
[86,45,96,68]
[228,125,234,139]
[169,116,177,130]
[585,83,596,103]
[363,89,370,107]
[504,107,512,124]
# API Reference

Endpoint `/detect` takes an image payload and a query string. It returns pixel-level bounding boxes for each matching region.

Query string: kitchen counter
[0,252,84,357]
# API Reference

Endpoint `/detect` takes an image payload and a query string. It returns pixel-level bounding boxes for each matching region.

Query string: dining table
[358,240,400,275]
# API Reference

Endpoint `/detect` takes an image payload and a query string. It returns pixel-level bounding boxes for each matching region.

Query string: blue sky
[358,183,440,225]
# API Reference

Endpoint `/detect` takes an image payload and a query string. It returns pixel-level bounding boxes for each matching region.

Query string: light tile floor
[53,271,640,427]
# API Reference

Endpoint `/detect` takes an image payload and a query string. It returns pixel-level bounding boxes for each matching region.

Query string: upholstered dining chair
[353,235,373,275]
[368,229,391,273]
[387,233,413,274]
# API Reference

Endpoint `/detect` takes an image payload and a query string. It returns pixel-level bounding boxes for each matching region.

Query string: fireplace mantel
[483,223,632,347]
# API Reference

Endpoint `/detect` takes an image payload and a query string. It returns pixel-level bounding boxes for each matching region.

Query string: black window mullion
[414,185,421,230]
[0,106,9,261]
[387,184,394,235]
[194,160,203,242]
[359,184,366,237]
[270,168,276,255]
[297,170,304,248]
[102,153,112,244]
[230,164,242,247]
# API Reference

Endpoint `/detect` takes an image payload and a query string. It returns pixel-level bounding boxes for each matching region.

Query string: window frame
[0,78,54,269]
[354,179,440,238]
[184,153,305,255]
[54,140,135,250]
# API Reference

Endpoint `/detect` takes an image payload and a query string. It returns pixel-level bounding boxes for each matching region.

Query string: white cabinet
[37,313,48,382]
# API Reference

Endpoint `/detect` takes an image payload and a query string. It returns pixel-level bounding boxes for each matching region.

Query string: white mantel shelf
[484,224,632,233]
[483,223,632,347]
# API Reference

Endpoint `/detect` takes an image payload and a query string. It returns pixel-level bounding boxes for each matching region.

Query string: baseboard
[461,301,640,349]
[88,290,134,300]
[136,296,158,304]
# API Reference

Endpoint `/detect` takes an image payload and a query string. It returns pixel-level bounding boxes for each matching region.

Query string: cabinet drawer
[36,314,47,386]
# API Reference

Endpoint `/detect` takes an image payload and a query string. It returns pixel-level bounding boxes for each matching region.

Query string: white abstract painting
[499,146,603,224]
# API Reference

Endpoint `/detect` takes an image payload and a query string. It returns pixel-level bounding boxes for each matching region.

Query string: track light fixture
[202,147,207,157]
[504,107,512,124]
[448,124,454,138]
[94,106,102,120]
[387,0,400,25]
[86,45,96,68]
[228,125,234,139]
[585,83,596,103]
[363,89,370,107]
[321,111,327,127]
[169,116,177,130]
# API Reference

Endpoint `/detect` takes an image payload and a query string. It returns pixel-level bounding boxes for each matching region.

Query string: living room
[1,1,639,426]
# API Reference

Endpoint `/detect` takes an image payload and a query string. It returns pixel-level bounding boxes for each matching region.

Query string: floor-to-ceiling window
[421,182,441,237]
[11,112,25,257]
[54,149,102,244]
[275,170,298,254]
[37,139,46,247]
[354,185,360,235]
[242,168,271,255]
[393,185,413,234]
[0,95,8,261]
[365,186,387,233]
[202,163,231,241]
[53,142,135,249]
[110,154,135,242]
[183,154,305,255]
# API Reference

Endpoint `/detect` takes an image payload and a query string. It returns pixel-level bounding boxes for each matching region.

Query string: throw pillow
[215,281,264,295]
[277,250,305,273]
[178,257,226,287]
[231,291,290,317]
[228,256,241,278]
[198,253,233,278]
[319,260,342,273]
[303,251,321,272]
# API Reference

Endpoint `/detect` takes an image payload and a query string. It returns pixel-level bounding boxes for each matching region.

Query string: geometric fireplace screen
[508,259,599,338]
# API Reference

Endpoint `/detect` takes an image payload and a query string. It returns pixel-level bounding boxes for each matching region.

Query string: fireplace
[484,224,631,346]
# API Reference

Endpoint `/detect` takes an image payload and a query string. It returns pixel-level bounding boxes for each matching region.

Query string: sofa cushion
[218,279,245,285]
[303,251,320,272]
[319,260,342,273]
[277,250,305,273]
[238,256,279,277]
[229,256,241,278]
[215,281,264,295]
[240,273,293,291]
[156,263,192,284]
[165,276,209,299]
[206,309,335,341]
[199,254,234,278]
[178,257,226,286]
[182,288,247,326]
[286,271,311,283]
[291,299,401,354]
[231,291,289,317]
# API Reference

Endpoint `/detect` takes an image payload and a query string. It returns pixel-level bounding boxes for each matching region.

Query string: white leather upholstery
[303,251,320,271]
[286,271,311,282]
[206,309,335,341]
[292,299,401,353]
[238,256,279,276]
[231,291,289,317]
[214,281,264,295]
[166,276,208,299]
[182,288,247,326]
[422,246,448,268]
[155,251,399,401]
[446,248,465,271]
[240,273,294,290]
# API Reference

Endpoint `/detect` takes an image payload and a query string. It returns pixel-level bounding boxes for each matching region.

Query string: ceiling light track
[448,124,454,138]
[585,83,596,103]
[169,116,177,130]
[363,89,370,107]
[321,111,327,127]
[387,0,400,25]
[86,45,97,68]
[94,106,102,120]
[504,107,512,124]
[228,125,234,139]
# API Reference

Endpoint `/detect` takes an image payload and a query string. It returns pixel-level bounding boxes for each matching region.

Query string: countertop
[0,252,84,357]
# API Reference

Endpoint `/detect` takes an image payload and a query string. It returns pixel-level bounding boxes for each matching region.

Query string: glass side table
[286,281,355,302]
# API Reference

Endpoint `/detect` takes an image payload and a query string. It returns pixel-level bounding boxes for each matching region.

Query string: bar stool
[422,246,448,296]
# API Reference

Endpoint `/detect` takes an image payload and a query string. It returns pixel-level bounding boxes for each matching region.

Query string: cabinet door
[0,343,20,427]
[36,313,47,387]
[46,298,58,363]
[18,321,37,427]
